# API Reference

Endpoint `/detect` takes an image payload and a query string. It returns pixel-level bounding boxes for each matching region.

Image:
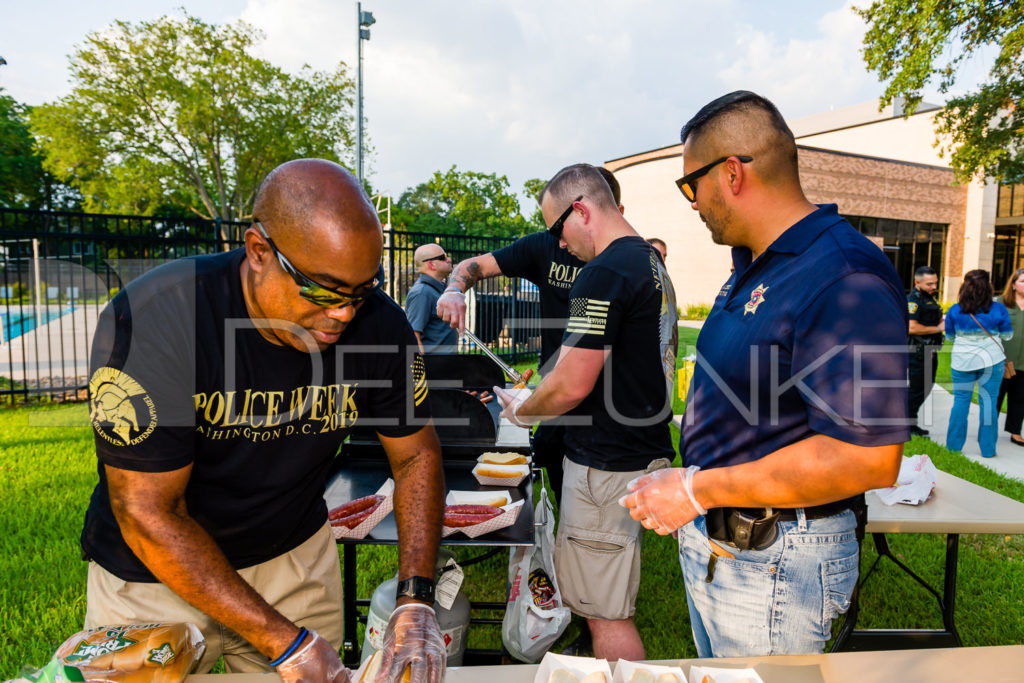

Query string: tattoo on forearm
[453,261,482,290]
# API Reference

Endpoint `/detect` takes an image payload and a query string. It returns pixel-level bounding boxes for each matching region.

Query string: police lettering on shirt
[547,260,582,290]
[492,231,587,366]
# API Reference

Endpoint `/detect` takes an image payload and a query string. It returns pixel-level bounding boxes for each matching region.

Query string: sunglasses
[674,156,753,202]
[547,195,584,240]
[254,220,383,309]
[422,253,449,263]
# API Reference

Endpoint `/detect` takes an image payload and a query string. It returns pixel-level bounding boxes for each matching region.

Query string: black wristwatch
[396,576,435,604]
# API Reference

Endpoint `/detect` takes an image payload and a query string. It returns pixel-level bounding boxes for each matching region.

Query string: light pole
[356,3,375,186]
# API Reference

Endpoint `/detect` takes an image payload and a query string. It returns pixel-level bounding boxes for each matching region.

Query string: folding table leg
[942,534,963,646]
[342,544,360,668]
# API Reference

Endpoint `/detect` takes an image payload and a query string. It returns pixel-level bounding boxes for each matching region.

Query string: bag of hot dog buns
[6,623,205,683]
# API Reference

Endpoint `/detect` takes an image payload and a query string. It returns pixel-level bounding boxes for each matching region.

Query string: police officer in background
[908,265,945,436]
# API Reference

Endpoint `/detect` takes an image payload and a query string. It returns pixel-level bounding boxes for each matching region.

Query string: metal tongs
[462,329,534,388]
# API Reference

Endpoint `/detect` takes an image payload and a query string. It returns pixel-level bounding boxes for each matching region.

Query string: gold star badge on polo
[744,283,769,315]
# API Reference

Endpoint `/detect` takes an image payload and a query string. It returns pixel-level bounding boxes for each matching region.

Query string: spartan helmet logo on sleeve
[89,367,158,446]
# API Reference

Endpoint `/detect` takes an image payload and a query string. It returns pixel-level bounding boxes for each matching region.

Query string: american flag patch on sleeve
[567,298,610,335]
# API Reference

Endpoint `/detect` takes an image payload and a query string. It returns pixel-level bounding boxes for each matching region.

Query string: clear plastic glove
[435,290,467,333]
[377,603,446,683]
[276,630,351,683]
[491,386,534,428]
[619,466,704,535]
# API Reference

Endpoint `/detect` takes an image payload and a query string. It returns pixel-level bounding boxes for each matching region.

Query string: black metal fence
[0,208,539,403]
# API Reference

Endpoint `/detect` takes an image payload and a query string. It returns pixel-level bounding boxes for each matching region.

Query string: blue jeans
[679,510,859,657]
[947,362,1004,458]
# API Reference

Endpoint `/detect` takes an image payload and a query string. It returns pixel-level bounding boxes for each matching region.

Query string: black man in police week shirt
[82,248,430,582]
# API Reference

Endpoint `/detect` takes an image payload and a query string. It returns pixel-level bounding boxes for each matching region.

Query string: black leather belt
[731,504,850,522]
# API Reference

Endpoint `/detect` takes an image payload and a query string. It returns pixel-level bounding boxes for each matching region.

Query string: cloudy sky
[0,0,991,205]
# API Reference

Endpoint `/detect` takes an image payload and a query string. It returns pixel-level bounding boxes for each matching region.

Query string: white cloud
[12,0,980,208]
[717,2,875,117]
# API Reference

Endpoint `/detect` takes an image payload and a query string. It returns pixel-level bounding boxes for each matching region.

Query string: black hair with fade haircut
[539,163,618,212]
[681,90,793,145]
[915,265,937,278]
[680,91,799,184]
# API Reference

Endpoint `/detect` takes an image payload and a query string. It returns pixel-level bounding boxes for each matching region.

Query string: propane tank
[360,548,471,666]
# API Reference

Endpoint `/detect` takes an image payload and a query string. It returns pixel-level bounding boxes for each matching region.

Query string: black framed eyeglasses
[675,156,753,202]
[254,220,383,309]
[547,195,584,240]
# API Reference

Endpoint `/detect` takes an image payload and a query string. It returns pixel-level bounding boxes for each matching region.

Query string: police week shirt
[492,231,585,367]
[82,249,430,582]
[560,236,677,471]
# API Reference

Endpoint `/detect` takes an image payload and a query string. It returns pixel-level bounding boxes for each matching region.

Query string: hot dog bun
[54,623,204,682]
[475,465,527,478]
[582,673,607,683]
[359,650,411,683]
[479,452,528,465]
[628,670,655,683]
[548,670,580,683]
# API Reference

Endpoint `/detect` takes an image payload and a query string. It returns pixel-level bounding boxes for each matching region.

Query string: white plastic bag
[502,471,570,663]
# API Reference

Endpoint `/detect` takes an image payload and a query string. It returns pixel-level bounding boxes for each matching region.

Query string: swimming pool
[0,307,72,343]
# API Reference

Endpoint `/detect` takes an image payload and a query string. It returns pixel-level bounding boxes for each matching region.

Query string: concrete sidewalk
[914,384,1024,483]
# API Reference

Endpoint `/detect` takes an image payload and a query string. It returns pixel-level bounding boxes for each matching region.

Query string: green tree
[30,11,357,225]
[522,177,547,229]
[394,166,534,237]
[0,90,80,210]
[858,0,1024,183]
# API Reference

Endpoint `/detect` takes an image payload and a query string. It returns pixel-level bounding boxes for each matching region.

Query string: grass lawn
[3,349,1024,675]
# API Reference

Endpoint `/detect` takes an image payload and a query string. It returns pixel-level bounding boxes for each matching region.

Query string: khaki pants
[85,522,343,674]
[554,457,669,620]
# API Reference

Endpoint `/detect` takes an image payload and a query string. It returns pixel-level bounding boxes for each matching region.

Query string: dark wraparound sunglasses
[675,156,753,202]
[254,220,383,308]
[547,195,584,240]
[422,253,449,263]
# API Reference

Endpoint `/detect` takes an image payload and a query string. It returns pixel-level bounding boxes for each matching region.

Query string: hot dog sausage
[329,494,384,524]
[446,504,503,515]
[443,505,502,527]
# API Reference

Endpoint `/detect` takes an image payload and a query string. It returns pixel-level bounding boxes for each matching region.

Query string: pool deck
[0,303,102,393]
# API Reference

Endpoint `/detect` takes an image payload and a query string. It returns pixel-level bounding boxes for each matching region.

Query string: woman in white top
[944,269,1013,458]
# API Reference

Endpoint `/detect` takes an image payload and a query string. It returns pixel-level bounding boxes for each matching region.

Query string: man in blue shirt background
[405,243,458,353]
[622,91,908,657]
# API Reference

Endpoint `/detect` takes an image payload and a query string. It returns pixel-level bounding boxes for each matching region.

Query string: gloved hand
[377,603,446,683]
[276,629,351,683]
[492,386,534,428]
[435,290,467,334]
[619,466,706,535]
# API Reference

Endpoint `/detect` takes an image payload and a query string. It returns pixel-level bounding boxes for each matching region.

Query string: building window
[844,214,947,291]
[998,183,1024,218]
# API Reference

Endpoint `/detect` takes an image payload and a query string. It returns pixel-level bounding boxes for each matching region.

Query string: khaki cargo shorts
[554,456,670,621]
[85,522,343,674]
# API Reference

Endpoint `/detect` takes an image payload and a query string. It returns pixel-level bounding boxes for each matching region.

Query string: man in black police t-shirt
[436,168,624,503]
[492,163,678,663]
[81,160,446,683]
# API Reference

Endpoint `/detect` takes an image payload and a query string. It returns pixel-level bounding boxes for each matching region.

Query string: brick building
[605,99,1024,306]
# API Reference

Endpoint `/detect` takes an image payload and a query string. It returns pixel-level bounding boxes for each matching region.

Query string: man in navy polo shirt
[622,91,908,657]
